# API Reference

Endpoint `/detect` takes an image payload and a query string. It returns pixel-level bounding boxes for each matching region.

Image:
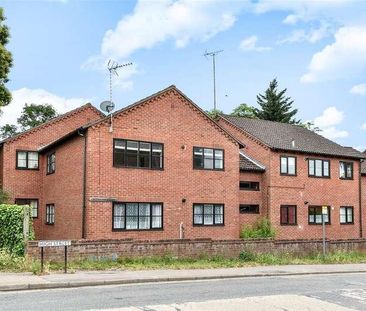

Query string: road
[1,273,366,310]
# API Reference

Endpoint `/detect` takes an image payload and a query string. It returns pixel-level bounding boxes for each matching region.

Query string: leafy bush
[239,251,256,262]
[0,204,34,255]
[240,217,276,239]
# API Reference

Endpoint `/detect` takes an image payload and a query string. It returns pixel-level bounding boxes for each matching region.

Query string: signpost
[322,206,328,257]
[38,240,71,273]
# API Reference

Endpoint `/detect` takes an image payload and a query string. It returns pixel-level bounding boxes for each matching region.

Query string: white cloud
[0,88,90,127]
[301,26,366,83]
[278,22,333,44]
[350,83,366,96]
[313,106,348,139]
[239,35,271,52]
[361,123,366,131]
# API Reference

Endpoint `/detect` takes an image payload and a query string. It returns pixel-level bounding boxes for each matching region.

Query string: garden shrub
[240,217,276,239]
[0,204,34,255]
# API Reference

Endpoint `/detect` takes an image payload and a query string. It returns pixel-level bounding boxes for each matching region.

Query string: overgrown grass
[240,217,276,239]
[1,249,366,274]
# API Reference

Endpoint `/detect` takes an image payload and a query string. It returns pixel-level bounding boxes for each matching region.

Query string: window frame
[16,150,39,170]
[46,152,56,175]
[46,204,55,225]
[280,205,297,226]
[239,181,260,191]
[112,202,164,231]
[193,203,225,226]
[193,147,225,171]
[15,198,39,219]
[308,158,331,178]
[113,138,164,170]
[280,155,297,176]
[339,161,353,180]
[340,206,354,225]
[308,205,331,225]
[239,204,260,214]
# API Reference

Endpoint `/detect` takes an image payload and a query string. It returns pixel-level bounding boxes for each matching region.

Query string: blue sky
[2,0,366,149]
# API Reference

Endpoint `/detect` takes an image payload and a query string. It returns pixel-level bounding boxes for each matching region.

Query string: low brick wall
[26,238,366,262]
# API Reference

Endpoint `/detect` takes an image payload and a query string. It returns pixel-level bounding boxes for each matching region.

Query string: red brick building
[2,85,366,241]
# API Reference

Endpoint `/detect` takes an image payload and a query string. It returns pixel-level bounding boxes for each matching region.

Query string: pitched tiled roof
[239,151,265,172]
[220,115,365,159]
[0,103,104,145]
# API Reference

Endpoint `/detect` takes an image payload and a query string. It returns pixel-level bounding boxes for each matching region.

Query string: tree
[206,108,223,120]
[0,8,13,108]
[0,123,18,139]
[301,121,322,133]
[255,78,299,124]
[17,103,58,130]
[231,103,257,118]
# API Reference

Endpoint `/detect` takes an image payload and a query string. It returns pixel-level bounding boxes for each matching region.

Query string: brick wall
[85,89,240,240]
[26,238,366,261]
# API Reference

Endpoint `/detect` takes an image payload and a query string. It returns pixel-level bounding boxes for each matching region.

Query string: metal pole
[213,54,216,110]
[41,247,44,273]
[64,246,68,274]
[322,216,326,257]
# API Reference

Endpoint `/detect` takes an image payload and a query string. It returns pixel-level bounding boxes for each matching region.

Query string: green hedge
[0,204,34,256]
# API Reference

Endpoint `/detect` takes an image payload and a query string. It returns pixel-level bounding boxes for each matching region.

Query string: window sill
[308,176,331,179]
[113,165,164,171]
[193,224,225,227]
[280,173,297,177]
[340,222,354,225]
[193,168,225,172]
[16,167,39,171]
[112,228,164,232]
[45,223,54,226]
[280,223,297,226]
[340,178,354,181]
[308,223,331,225]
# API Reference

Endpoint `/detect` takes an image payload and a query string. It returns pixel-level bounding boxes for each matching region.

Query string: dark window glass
[113,139,163,169]
[193,204,224,225]
[47,153,56,174]
[340,162,353,179]
[16,151,39,170]
[308,159,330,178]
[280,205,297,225]
[280,156,296,175]
[193,147,224,170]
[46,204,55,225]
[340,206,354,224]
[113,203,163,230]
[239,204,259,214]
[15,199,38,218]
[239,181,260,191]
[308,206,330,224]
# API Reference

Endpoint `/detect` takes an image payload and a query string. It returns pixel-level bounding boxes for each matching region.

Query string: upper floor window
[308,206,330,225]
[308,159,330,178]
[280,205,297,225]
[113,202,163,230]
[47,152,56,174]
[280,156,296,175]
[113,139,163,170]
[239,181,260,191]
[193,147,224,170]
[340,206,354,224]
[193,204,224,225]
[339,161,353,180]
[46,204,55,225]
[15,198,38,218]
[16,150,39,170]
[239,204,259,214]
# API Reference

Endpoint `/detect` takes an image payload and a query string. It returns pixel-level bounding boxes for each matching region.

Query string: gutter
[359,160,363,238]
[78,128,88,239]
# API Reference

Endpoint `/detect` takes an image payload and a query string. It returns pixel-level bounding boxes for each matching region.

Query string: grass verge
[1,250,366,274]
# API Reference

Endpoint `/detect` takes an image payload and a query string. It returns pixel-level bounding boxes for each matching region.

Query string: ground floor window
[46,204,55,225]
[113,202,163,230]
[340,206,353,224]
[308,206,330,224]
[193,204,224,225]
[280,205,297,225]
[15,199,39,218]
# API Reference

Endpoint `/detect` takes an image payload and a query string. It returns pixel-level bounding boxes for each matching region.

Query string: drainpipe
[179,222,184,239]
[78,128,87,239]
[359,159,363,238]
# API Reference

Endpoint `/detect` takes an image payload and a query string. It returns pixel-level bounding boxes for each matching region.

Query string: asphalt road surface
[1,273,366,311]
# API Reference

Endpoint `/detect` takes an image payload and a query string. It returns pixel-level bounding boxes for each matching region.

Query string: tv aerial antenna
[204,50,223,111]
[100,60,132,132]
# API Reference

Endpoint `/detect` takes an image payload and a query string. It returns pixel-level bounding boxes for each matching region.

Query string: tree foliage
[231,103,257,118]
[255,78,299,124]
[0,8,13,108]
[206,108,223,120]
[17,103,58,131]
[0,123,18,139]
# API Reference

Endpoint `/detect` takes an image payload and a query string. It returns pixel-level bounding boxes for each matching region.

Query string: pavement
[1,263,366,292]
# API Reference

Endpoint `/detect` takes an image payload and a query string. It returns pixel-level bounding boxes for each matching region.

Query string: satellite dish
[100,100,115,114]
